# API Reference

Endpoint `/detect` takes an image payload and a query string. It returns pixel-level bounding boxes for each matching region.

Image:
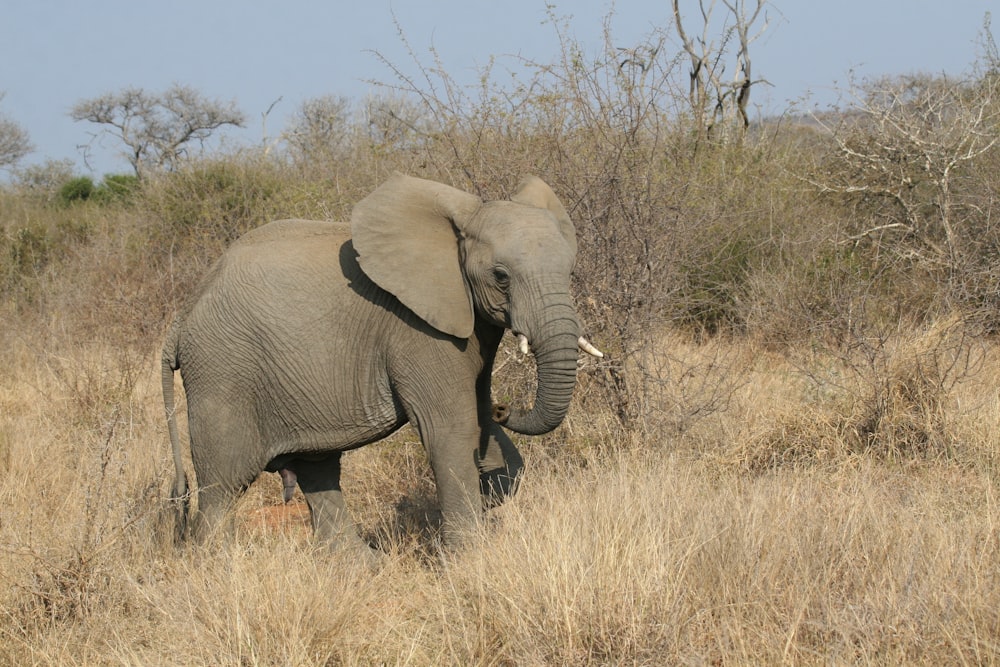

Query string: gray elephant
[162,173,601,552]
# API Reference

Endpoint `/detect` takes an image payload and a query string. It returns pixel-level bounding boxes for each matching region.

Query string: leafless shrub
[801,26,1000,332]
[808,73,1000,265]
[733,315,985,473]
[10,158,76,202]
[840,315,983,456]
[283,94,353,168]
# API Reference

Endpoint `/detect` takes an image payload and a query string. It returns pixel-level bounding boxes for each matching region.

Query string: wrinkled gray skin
[162,174,584,552]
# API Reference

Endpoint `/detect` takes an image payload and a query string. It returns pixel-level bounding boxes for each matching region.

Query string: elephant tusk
[514,332,602,357]
[578,336,604,358]
[517,333,530,355]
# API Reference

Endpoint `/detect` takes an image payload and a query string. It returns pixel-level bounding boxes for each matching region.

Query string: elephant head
[351,173,594,435]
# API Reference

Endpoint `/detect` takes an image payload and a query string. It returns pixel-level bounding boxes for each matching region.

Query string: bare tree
[0,92,32,169]
[283,95,353,164]
[672,0,770,141]
[71,84,246,178]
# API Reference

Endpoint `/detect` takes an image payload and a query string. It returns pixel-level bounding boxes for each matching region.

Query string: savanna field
[2,15,1000,665]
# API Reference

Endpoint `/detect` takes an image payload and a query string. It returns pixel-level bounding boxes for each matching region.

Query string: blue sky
[0,1,995,176]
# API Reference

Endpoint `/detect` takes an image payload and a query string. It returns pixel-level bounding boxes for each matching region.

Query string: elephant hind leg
[187,399,263,543]
[192,482,246,543]
[294,453,375,557]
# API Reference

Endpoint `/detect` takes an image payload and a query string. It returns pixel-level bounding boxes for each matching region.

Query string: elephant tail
[161,320,189,540]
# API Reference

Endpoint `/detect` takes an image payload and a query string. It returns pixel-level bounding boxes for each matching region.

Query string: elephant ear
[351,173,483,339]
[510,175,577,262]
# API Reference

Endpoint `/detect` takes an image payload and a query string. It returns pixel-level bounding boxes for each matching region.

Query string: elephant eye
[492,267,511,287]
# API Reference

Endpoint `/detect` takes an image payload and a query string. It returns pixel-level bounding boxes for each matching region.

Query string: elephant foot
[354,544,385,569]
[476,421,523,508]
[317,532,384,568]
[479,467,520,508]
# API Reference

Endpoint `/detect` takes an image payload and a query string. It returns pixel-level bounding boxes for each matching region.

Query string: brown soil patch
[242,501,311,537]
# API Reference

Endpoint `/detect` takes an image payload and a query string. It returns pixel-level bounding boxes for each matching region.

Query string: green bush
[57,176,94,206]
[94,174,140,205]
[54,174,140,208]
[142,159,284,245]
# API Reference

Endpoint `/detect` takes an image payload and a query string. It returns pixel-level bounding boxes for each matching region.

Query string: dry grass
[1,328,998,665]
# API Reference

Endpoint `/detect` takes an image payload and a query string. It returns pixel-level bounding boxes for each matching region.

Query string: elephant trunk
[500,302,580,436]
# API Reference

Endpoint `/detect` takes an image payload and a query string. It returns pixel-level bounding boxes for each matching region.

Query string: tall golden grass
[1,323,997,664]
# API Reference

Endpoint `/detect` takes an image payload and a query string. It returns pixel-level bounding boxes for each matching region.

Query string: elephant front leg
[476,422,524,508]
[416,420,483,547]
[293,453,374,557]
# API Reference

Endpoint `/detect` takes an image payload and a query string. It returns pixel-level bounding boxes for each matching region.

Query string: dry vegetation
[2,8,1000,665]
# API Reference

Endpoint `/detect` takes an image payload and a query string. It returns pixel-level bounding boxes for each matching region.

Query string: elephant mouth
[513,331,603,358]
